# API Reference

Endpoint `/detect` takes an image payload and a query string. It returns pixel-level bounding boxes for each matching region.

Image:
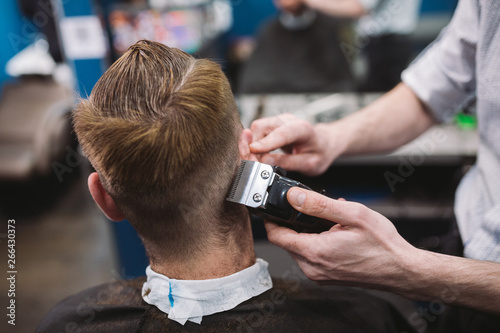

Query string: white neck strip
[142,258,272,325]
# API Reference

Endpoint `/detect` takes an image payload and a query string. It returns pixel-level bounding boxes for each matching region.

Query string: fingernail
[288,189,305,207]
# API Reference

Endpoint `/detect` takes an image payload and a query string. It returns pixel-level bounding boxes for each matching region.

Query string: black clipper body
[227,160,334,232]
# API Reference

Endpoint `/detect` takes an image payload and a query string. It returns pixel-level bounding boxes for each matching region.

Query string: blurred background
[0,0,474,332]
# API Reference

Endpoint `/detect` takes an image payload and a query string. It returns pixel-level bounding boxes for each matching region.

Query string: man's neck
[150,216,256,280]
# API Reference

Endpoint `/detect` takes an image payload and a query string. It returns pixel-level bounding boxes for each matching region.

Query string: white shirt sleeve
[401,0,478,122]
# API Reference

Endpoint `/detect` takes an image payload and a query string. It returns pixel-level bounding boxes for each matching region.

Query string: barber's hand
[250,114,339,176]
[265,188,418,289]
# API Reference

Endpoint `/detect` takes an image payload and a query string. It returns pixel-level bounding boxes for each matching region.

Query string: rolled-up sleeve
[401,0,478,122]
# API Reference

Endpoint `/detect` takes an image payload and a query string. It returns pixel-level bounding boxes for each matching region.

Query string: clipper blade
[227,160,250,201]
[227,160,274,208]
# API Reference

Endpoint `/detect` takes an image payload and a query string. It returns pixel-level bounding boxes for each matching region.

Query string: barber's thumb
[287,188,306,208]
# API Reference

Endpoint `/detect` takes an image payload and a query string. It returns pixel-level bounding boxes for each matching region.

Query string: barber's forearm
[324,83,436,158]
[398,249,500,314]
[305,0,366,18]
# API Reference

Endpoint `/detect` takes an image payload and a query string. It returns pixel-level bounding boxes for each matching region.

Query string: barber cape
[142,258,272,325]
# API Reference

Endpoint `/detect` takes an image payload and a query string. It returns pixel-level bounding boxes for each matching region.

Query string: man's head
[74,40,254,264]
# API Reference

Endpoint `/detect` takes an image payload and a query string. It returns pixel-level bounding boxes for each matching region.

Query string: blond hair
[74,40,243,262]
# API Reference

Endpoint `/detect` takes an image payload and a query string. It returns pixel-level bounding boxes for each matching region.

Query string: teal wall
[0,0,36,86]
[229,0,459,39]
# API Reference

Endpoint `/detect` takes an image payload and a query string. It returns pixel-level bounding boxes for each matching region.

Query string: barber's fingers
[287,252,331,282]
[250,115,313,154]
[264,220,320,257]
[250,114,290,140]
[287,188,371,228]
[258,153,321,176]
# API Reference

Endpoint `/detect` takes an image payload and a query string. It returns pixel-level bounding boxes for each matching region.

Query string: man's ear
[88,172,125,221]
[239,129,258,161]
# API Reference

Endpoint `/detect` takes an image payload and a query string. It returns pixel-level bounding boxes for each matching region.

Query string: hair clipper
[226,160,334,232]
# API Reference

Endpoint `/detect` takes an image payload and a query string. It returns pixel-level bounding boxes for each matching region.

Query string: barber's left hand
[265,188,419,291]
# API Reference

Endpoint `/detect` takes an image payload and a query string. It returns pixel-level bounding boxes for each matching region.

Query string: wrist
[315,122,347,162]
[394,248,442,300]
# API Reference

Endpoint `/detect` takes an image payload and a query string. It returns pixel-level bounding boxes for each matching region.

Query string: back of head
[74,40,243,263]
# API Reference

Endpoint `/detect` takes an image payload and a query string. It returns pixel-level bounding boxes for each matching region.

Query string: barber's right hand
[265,188,418,290]
[250,114,340,176]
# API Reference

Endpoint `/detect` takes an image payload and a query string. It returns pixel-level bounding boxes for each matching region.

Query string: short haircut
[74,40,243,263]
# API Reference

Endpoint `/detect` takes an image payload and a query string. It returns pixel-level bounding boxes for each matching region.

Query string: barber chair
[0,77,74,181]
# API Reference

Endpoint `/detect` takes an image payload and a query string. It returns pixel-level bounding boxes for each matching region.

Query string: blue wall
[1,0,459,87]
[0,0,36,86]
[420,0,459,13]
[229,0,277,39]
[0,0,104,95]
[61,0,106,96]
[229,0,459,39]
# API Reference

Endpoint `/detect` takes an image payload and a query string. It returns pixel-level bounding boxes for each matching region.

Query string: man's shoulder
[36,277,148,333]
[36,276,414,333]
[222,277,414,333]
